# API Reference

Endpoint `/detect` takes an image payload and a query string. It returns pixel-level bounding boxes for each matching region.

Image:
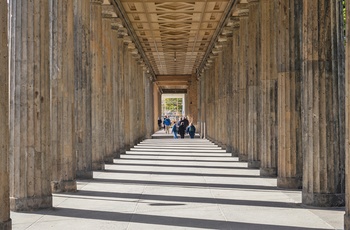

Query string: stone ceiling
[109,0,241,92]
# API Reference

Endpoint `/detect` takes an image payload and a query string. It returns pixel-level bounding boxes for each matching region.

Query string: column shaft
[124,43,131,151]
[50,0,77,192]
[260,0,278,177]
[74,0,93,179]
[111,24,120,158]
[238,11,249,161]
[225,36,233,153]
[276,0,302,189]
[9,0,52,211]
[232,21,240,157]
[0,0,11,227]
[302,0,345,206]
[102,15,114,164]
[247,0,261,168]
[346,0,350,227]
[90,0,105,170]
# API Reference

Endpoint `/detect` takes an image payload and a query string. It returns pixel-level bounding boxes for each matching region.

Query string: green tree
[165,98,183,113]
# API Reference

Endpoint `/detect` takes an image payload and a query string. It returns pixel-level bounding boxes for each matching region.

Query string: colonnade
[198,1,349,229]
[0,0,154,229]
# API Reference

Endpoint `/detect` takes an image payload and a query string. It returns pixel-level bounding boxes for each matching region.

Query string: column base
[125,145,131,151]
[10,195,52,211]
[104,157,114,164]
[76,170,93,179]
[114,152,121,159]
[277,177,302,189]
[92,161,105,171]
[344,213,350,230]
[51,180,77,193]
[0,219,11,230]
[239,154,248,162]
[248,160,260,169]
[225,145,232,153]
[231,148,239,157]
[302,191,345,207]
[260,167,277,177]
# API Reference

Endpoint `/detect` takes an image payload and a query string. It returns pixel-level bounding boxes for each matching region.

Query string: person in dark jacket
[178,122,186,139]
[157,117,162,130]
[186,123,196,139]
[183,117,189,128]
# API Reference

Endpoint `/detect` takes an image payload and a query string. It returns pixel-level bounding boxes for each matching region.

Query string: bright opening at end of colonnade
[161,94,186,122]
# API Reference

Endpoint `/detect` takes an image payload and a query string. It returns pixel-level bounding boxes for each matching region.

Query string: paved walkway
[12,133,344,229]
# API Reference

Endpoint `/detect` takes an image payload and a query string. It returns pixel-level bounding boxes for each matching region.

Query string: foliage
[164,98,183,113]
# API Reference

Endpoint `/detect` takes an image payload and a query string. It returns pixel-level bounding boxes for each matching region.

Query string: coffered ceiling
[114,0,232,76]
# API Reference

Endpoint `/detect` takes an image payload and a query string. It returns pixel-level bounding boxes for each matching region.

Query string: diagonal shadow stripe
[59,190,300,209]
[35,207,331,230]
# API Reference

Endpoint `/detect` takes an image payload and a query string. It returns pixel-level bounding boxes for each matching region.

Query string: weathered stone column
[102,13,114,164]
[223,32,233,153]
[144,72,153,139]
[9,0,52,211]
[231,18,240,157]
[276,0,302,189]
[50,0,77,193]
[259,0,278,177]
[345,0,350,227]
[90,0,105,170]
[0,0,11,228]
[302,0,345,206]
[111,21,121,158]
[238,8,249,161]
[123,40,131,151]
[74,0,93,179]
[247,0,261,168]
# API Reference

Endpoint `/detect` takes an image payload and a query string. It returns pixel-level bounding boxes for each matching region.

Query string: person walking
[186,122,196,139]
[171,121,178,139]
[163,116,171,134]
[157,117,162,130]
[178,122,186,139]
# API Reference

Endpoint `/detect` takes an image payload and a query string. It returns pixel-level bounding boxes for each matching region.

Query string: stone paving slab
[11,136,344,230]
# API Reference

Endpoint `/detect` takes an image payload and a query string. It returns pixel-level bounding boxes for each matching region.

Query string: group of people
[157,116,196,139]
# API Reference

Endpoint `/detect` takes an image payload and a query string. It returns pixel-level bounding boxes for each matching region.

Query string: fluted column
[117,29,126,154]
[50,0,77,192]
[0,0,10,228]
[224,34,233,153]
[102,14,114,163]
[231,19,240,157]
[276,0,302,189]
[9,0,52,211]
[144,72,154,138]
[260,0,278,177]
[302,0,345,206]
[238,9,249,161]
[124,41,131,151]
[74,0,93,179]
[247,0,261,168]
[111,22,120,158]
[90,0,105,170]
[346,0,350,227]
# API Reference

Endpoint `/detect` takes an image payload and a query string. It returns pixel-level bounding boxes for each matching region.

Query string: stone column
[231,18,240,157]
[74,0,93,179]
[238,8,249,161]
[123,41,131,151]
[50,0,77,192]
[9,0,52,211]
[302,0,345,206]
[247,0,261,168]
[0,0,10,228]
[224,33,233,153]
[346,0,350,227]
[260,0,278,177]
[102,14,114,164]
[111,21,120,158]
[117,29,126,154]
[145,73,154,138]
[276,0,302,189]
[90,0,105,170]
